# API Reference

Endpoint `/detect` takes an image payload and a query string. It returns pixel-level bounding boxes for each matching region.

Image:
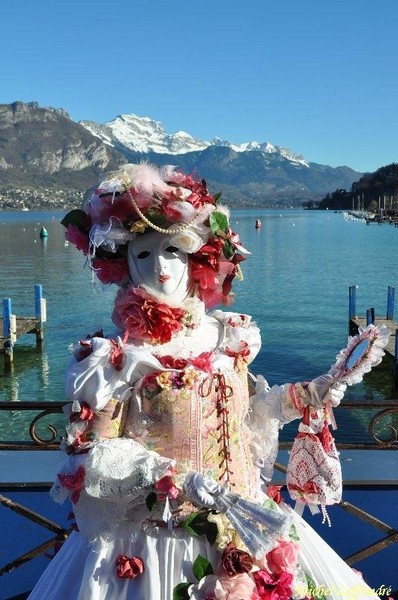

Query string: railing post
[386,286,395,320]
[2,298,13,373]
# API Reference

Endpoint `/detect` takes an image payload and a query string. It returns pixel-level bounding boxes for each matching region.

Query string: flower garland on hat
[62,162,249,309]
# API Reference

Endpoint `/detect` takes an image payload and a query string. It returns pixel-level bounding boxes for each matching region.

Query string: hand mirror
[329,324,391,385]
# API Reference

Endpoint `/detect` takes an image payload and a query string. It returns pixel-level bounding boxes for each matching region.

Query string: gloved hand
[306,374,347,408]
[183,472,224,508]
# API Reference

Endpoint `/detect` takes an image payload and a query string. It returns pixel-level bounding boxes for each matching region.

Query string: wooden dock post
[366,307,375,326]
[1,285,46,374]
[349,285,357,335]
[386,286,395,320]
[348,285,398,391]
[34,284,45,349]
[2,298,14,373]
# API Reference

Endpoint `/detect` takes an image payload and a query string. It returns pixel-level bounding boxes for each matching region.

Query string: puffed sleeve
[64,336,168,451]
[66,336,164,411]
[210,310,262,369]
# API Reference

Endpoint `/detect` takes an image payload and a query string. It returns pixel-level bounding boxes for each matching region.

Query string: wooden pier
[348,285,398,387]
[0,285,46,374]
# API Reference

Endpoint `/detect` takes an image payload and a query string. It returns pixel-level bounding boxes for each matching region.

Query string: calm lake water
[1,208,398,441]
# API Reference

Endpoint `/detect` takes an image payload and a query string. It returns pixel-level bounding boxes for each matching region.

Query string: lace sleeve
[250,377,306,424]
[51,438,175,542]
[247,377,306,483]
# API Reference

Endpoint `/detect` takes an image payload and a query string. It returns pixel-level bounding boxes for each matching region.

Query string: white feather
[121,162,170,196]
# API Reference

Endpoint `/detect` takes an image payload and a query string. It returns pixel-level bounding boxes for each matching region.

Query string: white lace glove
[305,374,347,408]
[183,472,223,508]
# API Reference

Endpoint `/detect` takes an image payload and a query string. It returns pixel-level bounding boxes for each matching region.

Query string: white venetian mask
[127,232,190,302]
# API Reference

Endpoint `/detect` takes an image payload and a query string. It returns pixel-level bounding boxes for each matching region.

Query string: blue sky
[1,0,397,173]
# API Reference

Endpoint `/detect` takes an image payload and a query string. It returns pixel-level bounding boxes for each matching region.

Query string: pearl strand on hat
[125,187,200,234]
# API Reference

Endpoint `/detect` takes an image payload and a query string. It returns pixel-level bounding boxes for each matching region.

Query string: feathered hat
[62,163,248,309]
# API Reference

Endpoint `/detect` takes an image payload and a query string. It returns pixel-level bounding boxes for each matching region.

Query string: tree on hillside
[318,163,398,211]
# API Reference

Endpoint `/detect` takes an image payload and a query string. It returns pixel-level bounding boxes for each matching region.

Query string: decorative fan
[329,324,391,385]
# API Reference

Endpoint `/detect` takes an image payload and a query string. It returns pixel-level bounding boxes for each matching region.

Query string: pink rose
[266,540,299,574]
[190,573,260,600]
[92,257,129,286]
[253,569,294,600]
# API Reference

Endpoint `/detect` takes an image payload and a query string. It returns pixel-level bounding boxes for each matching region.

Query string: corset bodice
[123,366,259,497]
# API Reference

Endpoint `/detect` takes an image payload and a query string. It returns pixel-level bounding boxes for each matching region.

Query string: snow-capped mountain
[80,114,209,156]
[80,113,309,167]
[0,101,363,209]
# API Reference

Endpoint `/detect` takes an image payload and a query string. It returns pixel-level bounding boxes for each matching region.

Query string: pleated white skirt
[28,507,379,600]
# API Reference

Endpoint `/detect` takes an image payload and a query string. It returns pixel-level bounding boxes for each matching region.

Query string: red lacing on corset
[199,373,234,485]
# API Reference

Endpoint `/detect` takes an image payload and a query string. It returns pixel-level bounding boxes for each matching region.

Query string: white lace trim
[83,438,174,499]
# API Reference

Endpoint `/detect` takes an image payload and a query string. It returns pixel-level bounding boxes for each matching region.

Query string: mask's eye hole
[165,245,179,254]
[137,250,151,259]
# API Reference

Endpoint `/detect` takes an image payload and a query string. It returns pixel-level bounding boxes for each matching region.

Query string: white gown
[28,309,379,600]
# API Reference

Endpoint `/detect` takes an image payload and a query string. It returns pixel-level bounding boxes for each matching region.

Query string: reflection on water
[1,346,50,402]
[1,209,398,442]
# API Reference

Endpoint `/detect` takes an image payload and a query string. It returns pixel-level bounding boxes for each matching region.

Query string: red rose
[189,351,214,374]
[222,543,254,577]
[65,225,90,254]
[154,475,180,500]
[115,554,145,579]
[79,402,95,421]
[88,190,144,224]
[190,261,217,290]
[157,355,188,370]
[92,257,130,286]
[112,287,186,344]
[192,237,224,271]
[57,466,85,504]
[266,485,283,504]
[109,338,124,371]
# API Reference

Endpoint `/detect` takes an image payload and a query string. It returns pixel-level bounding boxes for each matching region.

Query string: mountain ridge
[0,101,363,208]
[80,112,311,166]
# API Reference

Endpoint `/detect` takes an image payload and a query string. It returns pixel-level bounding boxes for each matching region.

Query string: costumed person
[28,163,381,600]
